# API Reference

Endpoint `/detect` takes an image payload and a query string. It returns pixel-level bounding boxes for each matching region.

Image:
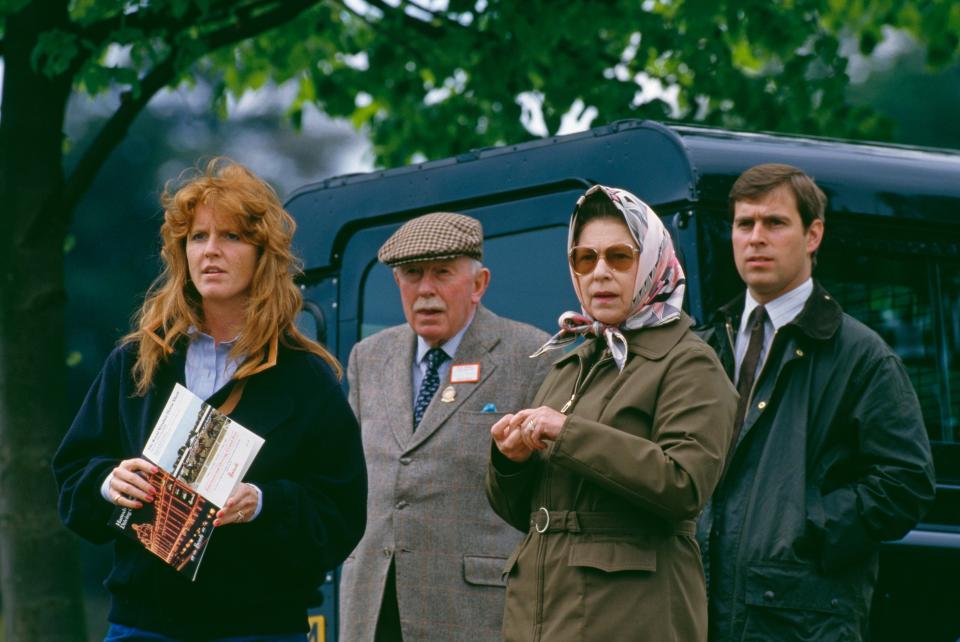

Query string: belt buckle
[535,506,550,534]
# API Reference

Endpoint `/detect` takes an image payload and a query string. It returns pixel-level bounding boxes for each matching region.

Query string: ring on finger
[237,510,245,522]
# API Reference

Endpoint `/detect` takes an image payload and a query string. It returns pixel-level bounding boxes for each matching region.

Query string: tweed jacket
[487,313,736,642]
[339,305,550,641]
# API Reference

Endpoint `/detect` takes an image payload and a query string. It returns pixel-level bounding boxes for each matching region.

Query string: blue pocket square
[481,403,497,413]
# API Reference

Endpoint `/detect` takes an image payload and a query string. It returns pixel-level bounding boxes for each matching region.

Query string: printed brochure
[108,383,264,581]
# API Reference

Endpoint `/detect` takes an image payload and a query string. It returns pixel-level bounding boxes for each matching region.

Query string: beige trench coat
[487,314,736,642]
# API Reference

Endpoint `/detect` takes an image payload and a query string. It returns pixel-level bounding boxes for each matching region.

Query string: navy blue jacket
[53,339,367,639]
[696,283,935,641]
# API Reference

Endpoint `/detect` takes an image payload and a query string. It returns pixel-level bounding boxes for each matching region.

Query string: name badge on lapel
[450,363,480,384]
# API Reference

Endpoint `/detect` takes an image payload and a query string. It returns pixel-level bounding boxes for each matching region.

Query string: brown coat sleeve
[550,341,736,521]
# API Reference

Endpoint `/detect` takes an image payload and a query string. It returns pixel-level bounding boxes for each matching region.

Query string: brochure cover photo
[109,383,265,581]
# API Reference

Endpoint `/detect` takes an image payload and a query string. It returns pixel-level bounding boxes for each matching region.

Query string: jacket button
[831,598,840,608]
[757,401,767,410]
[395,500,408,510]
[795,348,804,357]
[763,590,775,601]
[383,548,392,557]
[399,457,411,465]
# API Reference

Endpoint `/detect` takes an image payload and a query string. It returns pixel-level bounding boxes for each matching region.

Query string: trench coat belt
[530,509,696,537]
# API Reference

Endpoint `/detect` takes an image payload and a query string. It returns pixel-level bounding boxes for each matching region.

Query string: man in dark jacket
[697,163,936,641]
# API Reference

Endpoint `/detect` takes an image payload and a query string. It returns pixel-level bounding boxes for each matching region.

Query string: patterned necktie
[733,305,767,436]
[413,348,449,430]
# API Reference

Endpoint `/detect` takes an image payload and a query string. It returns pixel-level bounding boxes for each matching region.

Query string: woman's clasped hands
[491,406,567,462]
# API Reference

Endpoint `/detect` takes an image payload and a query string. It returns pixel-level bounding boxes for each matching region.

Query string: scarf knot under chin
[530,311,630,371]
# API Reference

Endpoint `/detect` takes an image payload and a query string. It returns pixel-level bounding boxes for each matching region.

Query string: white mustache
[414,297,446,312]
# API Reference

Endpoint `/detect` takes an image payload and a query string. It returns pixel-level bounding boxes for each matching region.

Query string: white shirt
[734,278,813,383]
[412,313,475,405]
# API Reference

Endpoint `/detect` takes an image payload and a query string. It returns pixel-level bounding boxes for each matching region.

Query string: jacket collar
[715,280,842,342]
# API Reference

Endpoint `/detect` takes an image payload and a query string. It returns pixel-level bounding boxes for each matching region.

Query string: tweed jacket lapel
[374,325,417,448]
[406,306,499,453]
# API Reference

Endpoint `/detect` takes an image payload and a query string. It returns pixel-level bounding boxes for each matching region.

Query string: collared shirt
[412,313,475,405]
[185,328,241,400]
[734,278,813,383]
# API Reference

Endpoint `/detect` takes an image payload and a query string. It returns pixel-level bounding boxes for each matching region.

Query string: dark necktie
[732,305,767,435]
[413,348,448,430]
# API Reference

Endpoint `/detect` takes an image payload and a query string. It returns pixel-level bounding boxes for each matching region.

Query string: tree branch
[63,0,320,220]
[61,54,178,221]
[78,0,280,49]
[65,1,297,86]
[199,0,318,51]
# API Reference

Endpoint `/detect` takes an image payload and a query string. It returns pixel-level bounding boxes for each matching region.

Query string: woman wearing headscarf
[487,185,736,642]
[53,158,367,641]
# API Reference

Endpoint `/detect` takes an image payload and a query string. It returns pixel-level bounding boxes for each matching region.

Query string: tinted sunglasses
[568,243,640,275]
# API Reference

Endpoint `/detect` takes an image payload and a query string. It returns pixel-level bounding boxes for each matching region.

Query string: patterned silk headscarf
[531,185,686,371]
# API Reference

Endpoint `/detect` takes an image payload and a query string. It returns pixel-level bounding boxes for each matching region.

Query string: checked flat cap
[378,212,483,267]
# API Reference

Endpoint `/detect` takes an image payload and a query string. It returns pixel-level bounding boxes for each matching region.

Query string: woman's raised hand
[491,406,567,462]
[491,413,534,462]
[513,406,566,451]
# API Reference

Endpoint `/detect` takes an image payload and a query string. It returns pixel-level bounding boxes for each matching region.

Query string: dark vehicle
[287,120,960,642]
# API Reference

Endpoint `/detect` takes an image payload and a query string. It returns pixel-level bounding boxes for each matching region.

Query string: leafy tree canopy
[4,0,959,174]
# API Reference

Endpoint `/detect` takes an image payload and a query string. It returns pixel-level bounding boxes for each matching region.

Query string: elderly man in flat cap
[339,212,550,641]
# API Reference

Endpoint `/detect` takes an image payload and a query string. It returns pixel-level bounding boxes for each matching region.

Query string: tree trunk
[0,1,88,640]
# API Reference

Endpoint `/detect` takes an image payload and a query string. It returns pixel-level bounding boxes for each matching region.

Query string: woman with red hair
[54,158,367,641]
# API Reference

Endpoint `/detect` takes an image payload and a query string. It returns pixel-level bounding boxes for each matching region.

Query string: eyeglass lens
[569,244,638,274]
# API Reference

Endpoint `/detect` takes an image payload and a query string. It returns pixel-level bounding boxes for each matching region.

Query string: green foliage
[31,29,80,76]
[4,0,958,168]
[190,0,954,166]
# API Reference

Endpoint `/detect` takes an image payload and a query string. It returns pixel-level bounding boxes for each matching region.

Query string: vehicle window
[819,257,958,446]
[360,226,575,340]
[359,265,403,339]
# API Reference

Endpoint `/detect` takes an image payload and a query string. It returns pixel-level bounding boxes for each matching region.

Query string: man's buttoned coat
[697,282,936,641]
[340,305,549,641]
